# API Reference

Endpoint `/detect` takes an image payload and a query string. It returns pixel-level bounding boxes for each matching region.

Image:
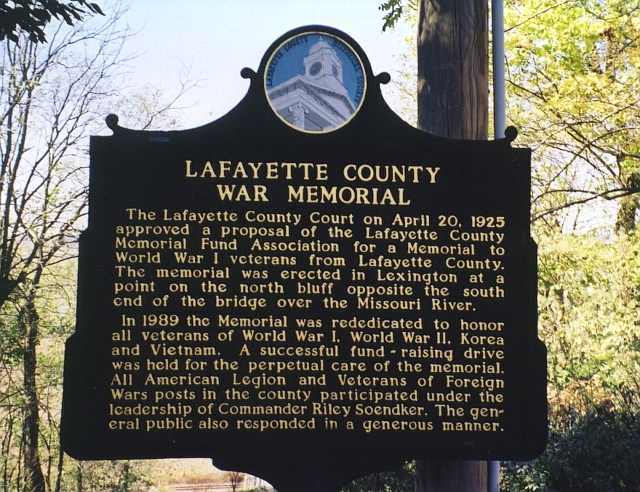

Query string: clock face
[264,31,366,134]
[310,62,322,76]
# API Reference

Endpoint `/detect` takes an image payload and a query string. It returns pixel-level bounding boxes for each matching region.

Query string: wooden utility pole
[415,0,489,490]
[417,0,488,140]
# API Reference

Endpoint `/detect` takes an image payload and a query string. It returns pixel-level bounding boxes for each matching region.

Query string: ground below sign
[62,25,546,488]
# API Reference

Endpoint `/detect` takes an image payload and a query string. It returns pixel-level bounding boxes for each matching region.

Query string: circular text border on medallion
[264,31,367,134]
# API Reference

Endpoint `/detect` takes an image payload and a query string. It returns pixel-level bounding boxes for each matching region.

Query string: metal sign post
[491,1,507,489]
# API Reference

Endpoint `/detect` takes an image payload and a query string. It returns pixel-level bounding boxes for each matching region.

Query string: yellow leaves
[507,1,640,224]
[537,231,640,403]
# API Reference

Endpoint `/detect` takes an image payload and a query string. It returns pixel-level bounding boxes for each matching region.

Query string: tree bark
[615,195,638,234]
[415,0,489,490]
[615,170,639,234]
[415,460,487,492]
[2,412,16,491]
[122,461,131,491]
[21,281,46,492]
[54,443,64,492]
[75,462,83,492]
[417,0,488,140]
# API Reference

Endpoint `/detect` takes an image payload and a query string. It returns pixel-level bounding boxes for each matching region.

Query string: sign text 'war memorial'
[62,26,547,488]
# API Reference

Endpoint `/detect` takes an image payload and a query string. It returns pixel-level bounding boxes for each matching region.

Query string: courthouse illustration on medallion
[265,33,366,133]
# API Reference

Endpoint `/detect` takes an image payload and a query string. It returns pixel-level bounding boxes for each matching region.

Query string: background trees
[501,231,640,491]
[0,0,103,44]
[226,471,244,492]
[369,1,640,490]
[381,0,640,235]
[0,3,190,491]
[506,0,640,233]
[498,7,640,485]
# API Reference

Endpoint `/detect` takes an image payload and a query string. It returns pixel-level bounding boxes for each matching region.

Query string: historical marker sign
[62,26,546,488]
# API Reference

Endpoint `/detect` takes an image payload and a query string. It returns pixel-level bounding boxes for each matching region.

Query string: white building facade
[267,40,357,132]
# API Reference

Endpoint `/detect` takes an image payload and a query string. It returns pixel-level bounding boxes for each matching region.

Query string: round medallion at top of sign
[263,28,367,134]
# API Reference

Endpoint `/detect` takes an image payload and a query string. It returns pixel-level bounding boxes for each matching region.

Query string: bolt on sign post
[61,26,547,491]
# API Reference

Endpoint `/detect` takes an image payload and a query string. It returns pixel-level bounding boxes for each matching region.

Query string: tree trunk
[615,171,639,234]
[415,0,489,490]
[415,460,487,492]
[21,282,46,492]
[2,412,16,491]
[54,443,64,492]
[122,461,131,491]
[615,195,638,234]
[75,462,83,492]
[417,0,488,140]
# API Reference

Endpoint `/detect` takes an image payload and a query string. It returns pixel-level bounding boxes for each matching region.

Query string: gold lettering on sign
[107,158,509,435]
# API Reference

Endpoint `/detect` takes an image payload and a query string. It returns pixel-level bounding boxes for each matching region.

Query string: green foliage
[503,405,640,491]
[505,0,640,228]
[381,0,640,229]
[548,406,640,491]
[0,5,191,488]
[501,229,640,489]
[536,230,640,407]
[0,0,103,44]
[0,316,23,364]
[379,0,417,31]
[341,461,415,491]
[379,0,405,31]
[79,461,152,492]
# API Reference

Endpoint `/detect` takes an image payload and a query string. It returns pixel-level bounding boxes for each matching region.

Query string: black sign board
[62,26,546,489]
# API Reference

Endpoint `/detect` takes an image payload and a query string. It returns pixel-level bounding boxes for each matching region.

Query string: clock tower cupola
[303,40,347,96]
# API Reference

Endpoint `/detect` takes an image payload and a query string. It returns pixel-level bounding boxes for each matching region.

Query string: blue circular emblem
[265,32,366,133]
